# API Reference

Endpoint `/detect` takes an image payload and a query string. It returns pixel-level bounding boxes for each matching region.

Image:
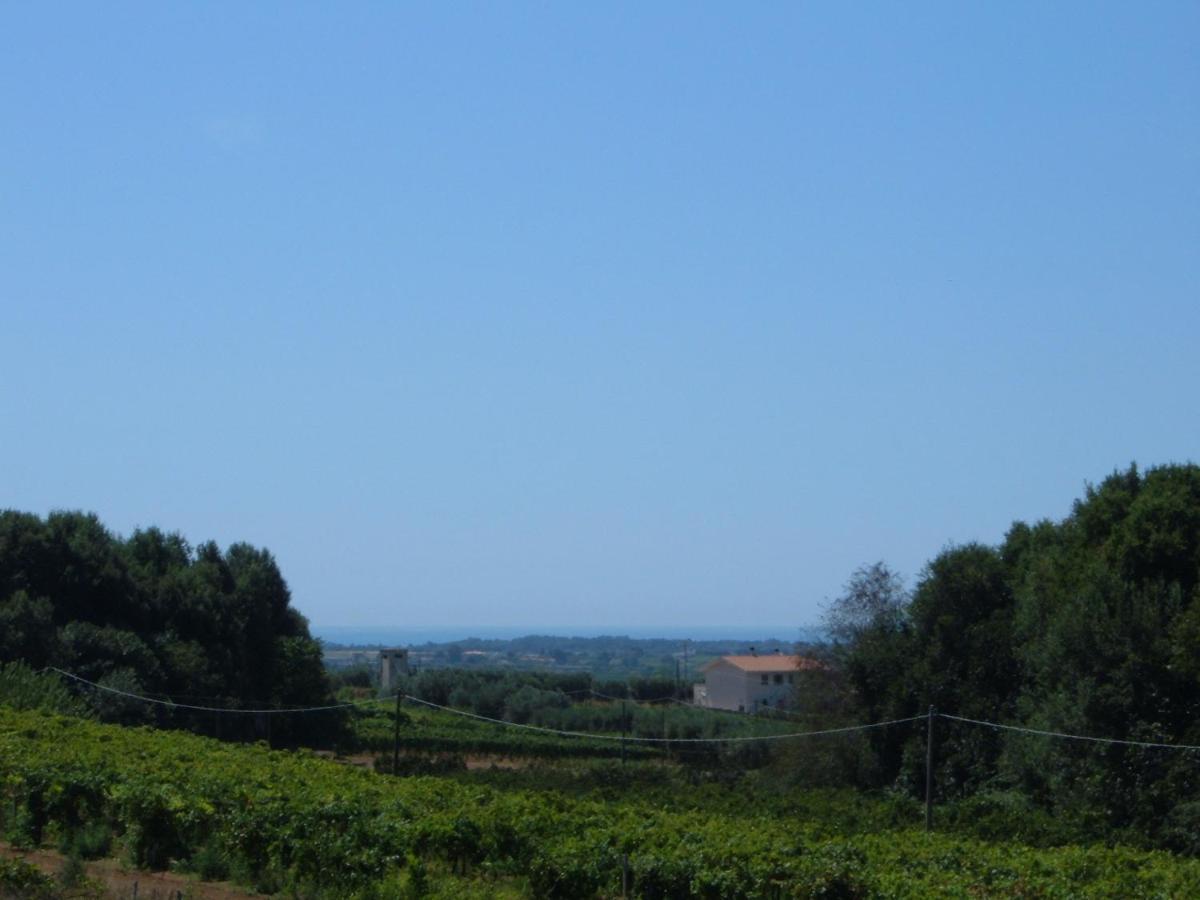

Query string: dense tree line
[824,463,1200,849]
[397,668,688,717]
[354,633,804,681]
[0,510,340,745]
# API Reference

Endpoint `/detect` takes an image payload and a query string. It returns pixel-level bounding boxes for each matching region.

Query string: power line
[400,694,926,744]
[938,712,1200,752]
[50,668,384,715]
[45,668,1200,753]
[42,668,925,743]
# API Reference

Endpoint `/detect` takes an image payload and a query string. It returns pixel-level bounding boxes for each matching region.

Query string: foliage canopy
[0,509,339,745]
[829,463,1200,846]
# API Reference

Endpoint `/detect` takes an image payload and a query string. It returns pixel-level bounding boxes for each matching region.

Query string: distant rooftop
[702,654,821,673]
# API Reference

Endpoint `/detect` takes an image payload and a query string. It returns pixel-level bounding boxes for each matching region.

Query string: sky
[2,3,1197,634]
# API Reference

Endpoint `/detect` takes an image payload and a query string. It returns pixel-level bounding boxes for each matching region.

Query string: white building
[693,652,817,712]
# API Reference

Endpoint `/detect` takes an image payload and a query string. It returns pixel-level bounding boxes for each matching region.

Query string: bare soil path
[1,843,260,899]
[317,749,531,771]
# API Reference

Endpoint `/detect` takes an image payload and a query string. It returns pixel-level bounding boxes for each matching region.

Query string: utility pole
[392,690,403,776]
[925,705,936,832]
[621,694,627,764]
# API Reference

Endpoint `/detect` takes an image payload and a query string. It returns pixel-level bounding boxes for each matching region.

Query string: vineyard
[346,694,803,764]
[4,707,1200,898]
[352,701,654,761]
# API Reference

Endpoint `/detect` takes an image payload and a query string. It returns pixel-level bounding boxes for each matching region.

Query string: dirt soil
[464,754,527,770]
[317,750,530,771]
[1,843,260,899]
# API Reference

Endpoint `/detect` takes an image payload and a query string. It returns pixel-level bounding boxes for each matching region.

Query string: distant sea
[313,624,827,646]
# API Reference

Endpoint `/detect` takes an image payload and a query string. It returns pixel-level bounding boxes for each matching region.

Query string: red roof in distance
[701,654,822,673]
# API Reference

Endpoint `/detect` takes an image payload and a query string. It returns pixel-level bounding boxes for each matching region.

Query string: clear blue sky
[3,3,1197,633]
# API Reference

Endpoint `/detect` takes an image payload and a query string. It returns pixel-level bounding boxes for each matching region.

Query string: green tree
[0,590,56,667]
[1005,464,1200,836]
[903,542,1018,796]
[825,561,908,645]
[823,562,914,786]
[0,509,340,747]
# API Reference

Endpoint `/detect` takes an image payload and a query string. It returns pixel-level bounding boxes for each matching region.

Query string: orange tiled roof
[702,654,820,673]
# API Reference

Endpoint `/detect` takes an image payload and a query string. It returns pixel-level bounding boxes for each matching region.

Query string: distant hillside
[322,629,828,681]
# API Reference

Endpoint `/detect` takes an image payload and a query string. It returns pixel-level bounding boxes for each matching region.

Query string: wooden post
[925,705,935,832]
[392,690,402,776]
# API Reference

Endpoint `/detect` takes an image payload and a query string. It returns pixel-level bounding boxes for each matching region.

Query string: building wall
[703,661,748,711]
[702,661,795,712]
[745,671,794,710]
[379,649,410,692]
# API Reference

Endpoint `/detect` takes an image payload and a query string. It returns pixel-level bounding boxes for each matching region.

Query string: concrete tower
[379,648,409,693]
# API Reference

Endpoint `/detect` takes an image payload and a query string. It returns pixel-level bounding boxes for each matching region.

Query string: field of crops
[347,696,801,765]
[351,701,654,761]
[3,707,1200,898]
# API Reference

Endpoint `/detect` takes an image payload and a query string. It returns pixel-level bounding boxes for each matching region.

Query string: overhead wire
[39,668,1200,754]
[49,667,386,715]
[398,693,927,744]
[938,712,1200,752]
[42,667,922,743]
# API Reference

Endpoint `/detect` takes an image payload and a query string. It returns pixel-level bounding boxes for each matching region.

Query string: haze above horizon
[3,4,1197,630]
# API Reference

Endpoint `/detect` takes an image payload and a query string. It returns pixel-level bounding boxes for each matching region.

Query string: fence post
[925,705,935,832]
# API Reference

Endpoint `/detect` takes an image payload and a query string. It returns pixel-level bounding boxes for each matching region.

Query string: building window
[760,674,768,685]
[787,674,794,684]
[773,674,783,684]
